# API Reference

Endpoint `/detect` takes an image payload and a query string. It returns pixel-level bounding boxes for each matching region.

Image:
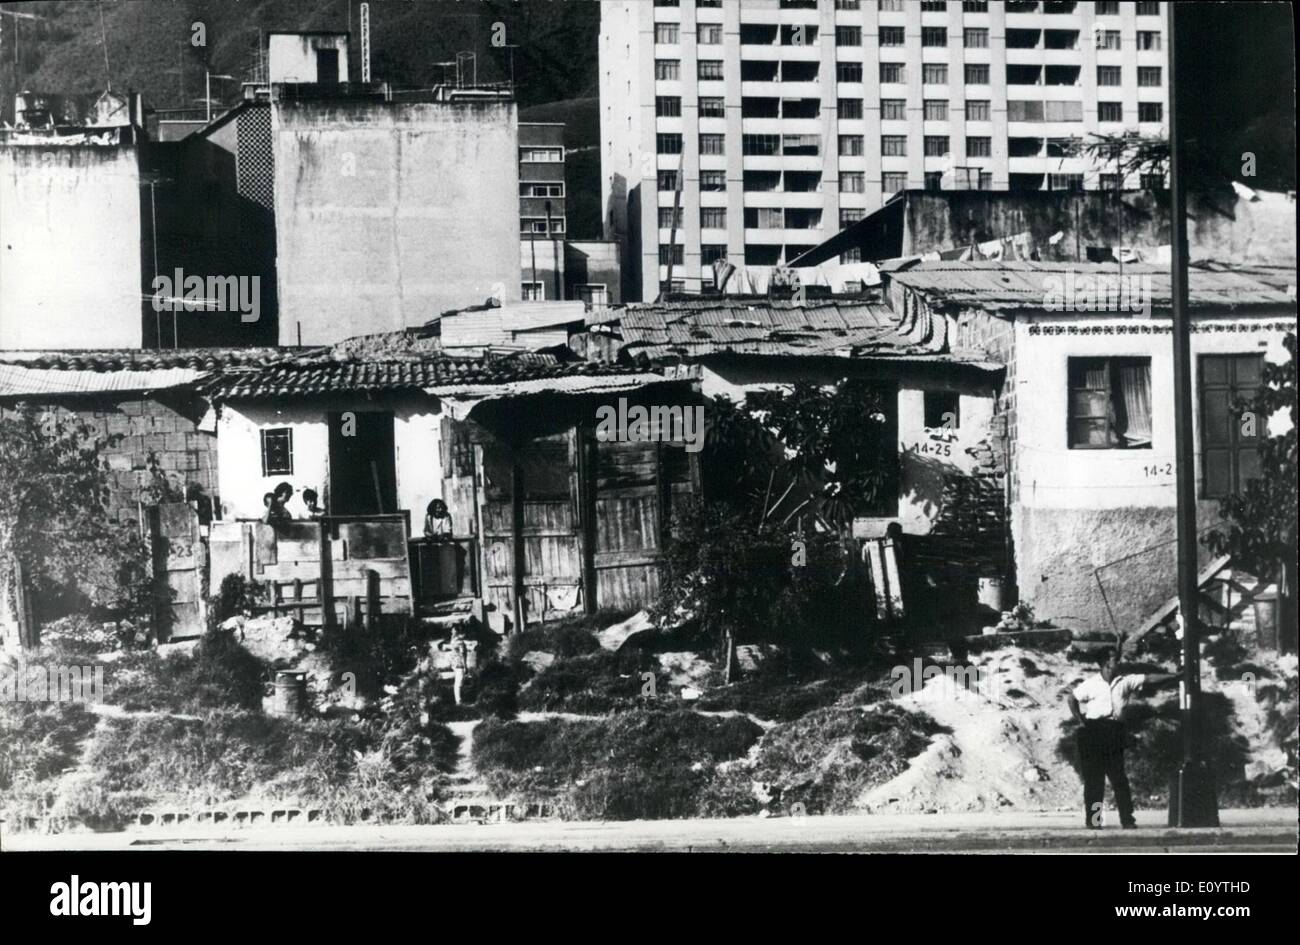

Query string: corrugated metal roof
[440,302,587,349]
[604,298,982,363]
[888,262,1297,313]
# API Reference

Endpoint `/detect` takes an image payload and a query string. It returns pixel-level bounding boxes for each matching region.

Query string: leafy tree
[0,407,150,635]
[1204,333,1298,648]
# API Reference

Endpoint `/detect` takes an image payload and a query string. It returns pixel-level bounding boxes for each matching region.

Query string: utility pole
[1166,0,1219,829]
[545,199,561,301]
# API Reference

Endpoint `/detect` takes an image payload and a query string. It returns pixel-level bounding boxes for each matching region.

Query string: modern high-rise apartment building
[600,0,1169,301]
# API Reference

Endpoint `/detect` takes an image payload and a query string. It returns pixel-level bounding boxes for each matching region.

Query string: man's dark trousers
[1078,718,1135,827]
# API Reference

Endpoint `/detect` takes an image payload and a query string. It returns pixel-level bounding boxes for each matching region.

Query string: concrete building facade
[601,0,1170,300]
[272,94,522,344]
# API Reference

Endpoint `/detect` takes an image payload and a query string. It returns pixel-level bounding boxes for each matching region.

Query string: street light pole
[1166,0,1219,829]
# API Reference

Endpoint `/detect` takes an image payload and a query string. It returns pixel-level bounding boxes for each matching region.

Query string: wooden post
[12,557,37,650]
[576,423,598,615]
[364,568,380,634]
[319,520,336,634]
[510,452,526,633]
[349,595,363,631]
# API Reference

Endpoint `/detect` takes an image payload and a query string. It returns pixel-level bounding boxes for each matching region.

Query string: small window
[964,28,989,49]
[924,391,960,431]
[657,133,683,154]
[837,61,864,82]
[656,96,681,117]
[839,135,864,156]
[261,428,293,476]
[840,171,865,193]
[699,97,726,118]
[924,171,943,191]
[964,63,990,85]
[701,245,728,266]
[655,23,679,45]
[1098,101,1123,122]
[1138,102,1163,122]
[882,135,908,156]
[923,100,948,121]
[522,281,545,301]
[659,244,684,266]
[700,207,727,228]
[836,26,862,46]
[880,27,906,47]
[881,99,907,121]
[700,170,727,191]
[1137,66,1162,87]
[698,59,725,80]
[658,170,680,191]
[699,133,726,155]
[838,98,864,120]
[655,59,681,81]
[1095,29,1122,51]
[924,135,949,157]
[966,100,990,121]
[1137,31,1162,51]
[921,27,948,48]
[922,63,949,85]
[882,172,908,193]
[1200,354,1264,498]
[967,136,992,157]
[698,23,723,44]
[1068,357,1153,450]
[1097,65,1122,86]
[880,63,906,84]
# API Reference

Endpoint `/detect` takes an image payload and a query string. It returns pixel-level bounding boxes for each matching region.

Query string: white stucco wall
[1013,313,1292,510]
[216,396,444,521]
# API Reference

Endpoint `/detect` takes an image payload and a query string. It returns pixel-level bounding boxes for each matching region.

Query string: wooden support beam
[511,453,526,633]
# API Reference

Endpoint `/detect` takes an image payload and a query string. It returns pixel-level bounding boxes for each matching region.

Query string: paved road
[5,809,1295,853]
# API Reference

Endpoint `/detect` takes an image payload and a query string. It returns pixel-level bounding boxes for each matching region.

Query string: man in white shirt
[1067,646,1176,829]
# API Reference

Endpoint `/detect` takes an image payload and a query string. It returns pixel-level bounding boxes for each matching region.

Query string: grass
[516,647,666,714]
[106,630,268,713]
[0,700,99,791]
[472,708,763,819]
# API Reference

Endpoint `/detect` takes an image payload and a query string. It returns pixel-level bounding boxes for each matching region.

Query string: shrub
[504,622,602,664]
[516,647,662,714]
[471,709,763,819]
[107,631,268,713]
[0,700,98,791]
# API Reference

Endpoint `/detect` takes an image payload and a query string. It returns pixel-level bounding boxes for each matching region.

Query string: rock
[597,610,655,651]
[680,686,702,701]
[521,651,555,674]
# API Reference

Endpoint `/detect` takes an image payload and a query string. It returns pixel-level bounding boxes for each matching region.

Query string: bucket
[272,670,308,717]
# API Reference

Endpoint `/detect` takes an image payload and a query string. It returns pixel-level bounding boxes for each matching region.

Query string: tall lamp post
[1166,0,1219,829]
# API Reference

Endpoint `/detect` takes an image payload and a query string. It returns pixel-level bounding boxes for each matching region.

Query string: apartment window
[880,63,906,84]
[881,135,908,156]
[923,100,948,121]
[659,244,684,266]
[783,134,821,156]
[701,207,727,229]
[699,133,726,155]
[698,0,722,6]
[880,0,906,13]
[1044,100,1083,121]
[839,135,865,156]
[838,98,864,120]
[701,245,728,266]
[698,59,725,80]
[521,147,563,163]
[924,171,943,191]
[744,171,781,191]
[1008,101,1044,121]
[523,183,564,198]
[922,64,948,85]
[881,99,907,120]
[880,27,905,47]
[1068,358,1153,450]
[840,248,863,264]
[1137,31,1162,51]
[837,61,864,82]
[1097,66,1122,86]
[1007,28,1041,50]
[698,23,723,45]
[653,0,679,5]
[835,0,862,8]
[657,133,683,154]
[260,428,293,476]
[742,134,781,156]
[924,135,950,157]
[966,136,991,157]
[700,170,727,191]
[1098,101,1123,122]
[655,23,679,45]
[521,282,545,301]
[658,170,680,191]
[655,59,681,80]
[1138,102,1163,122]
[964,63,990,85]
[1048,173,1084,192]
[921,1,947,10]
[1138,66,1162,87]
[836,26,862,46]
[924,391,960,431]
[782,60,820,82]
[699,97,726,118]
[1200,354,1264,498]
[882,172,908,193]
[741,24,779,46]
[1141,172,1166,190]
[921,27,948,48]
[658,207,683,229]
[1095,1,1120,13]
[963,0,989,11]
[1095,29,1121,51]
[656,96,681,117]
[780,24,818,45]
[966,99,990,121]
[964,28,989,49]
[745,208,784,229]
[1136,1,1160,14]
[1045,65,1081,86]
[977,171,993,190]
[840,171,865,193]
[840,208,865,226]
[1006,1,1038,10]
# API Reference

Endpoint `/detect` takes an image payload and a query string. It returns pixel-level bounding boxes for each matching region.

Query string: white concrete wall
[216,396,444,521]
[269,33,350,84]
[0,141,143,348]
[1013,314,1292,510]
[272,99,521,345]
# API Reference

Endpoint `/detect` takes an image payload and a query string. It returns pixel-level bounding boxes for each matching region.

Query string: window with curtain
[1067,357,1152,449]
